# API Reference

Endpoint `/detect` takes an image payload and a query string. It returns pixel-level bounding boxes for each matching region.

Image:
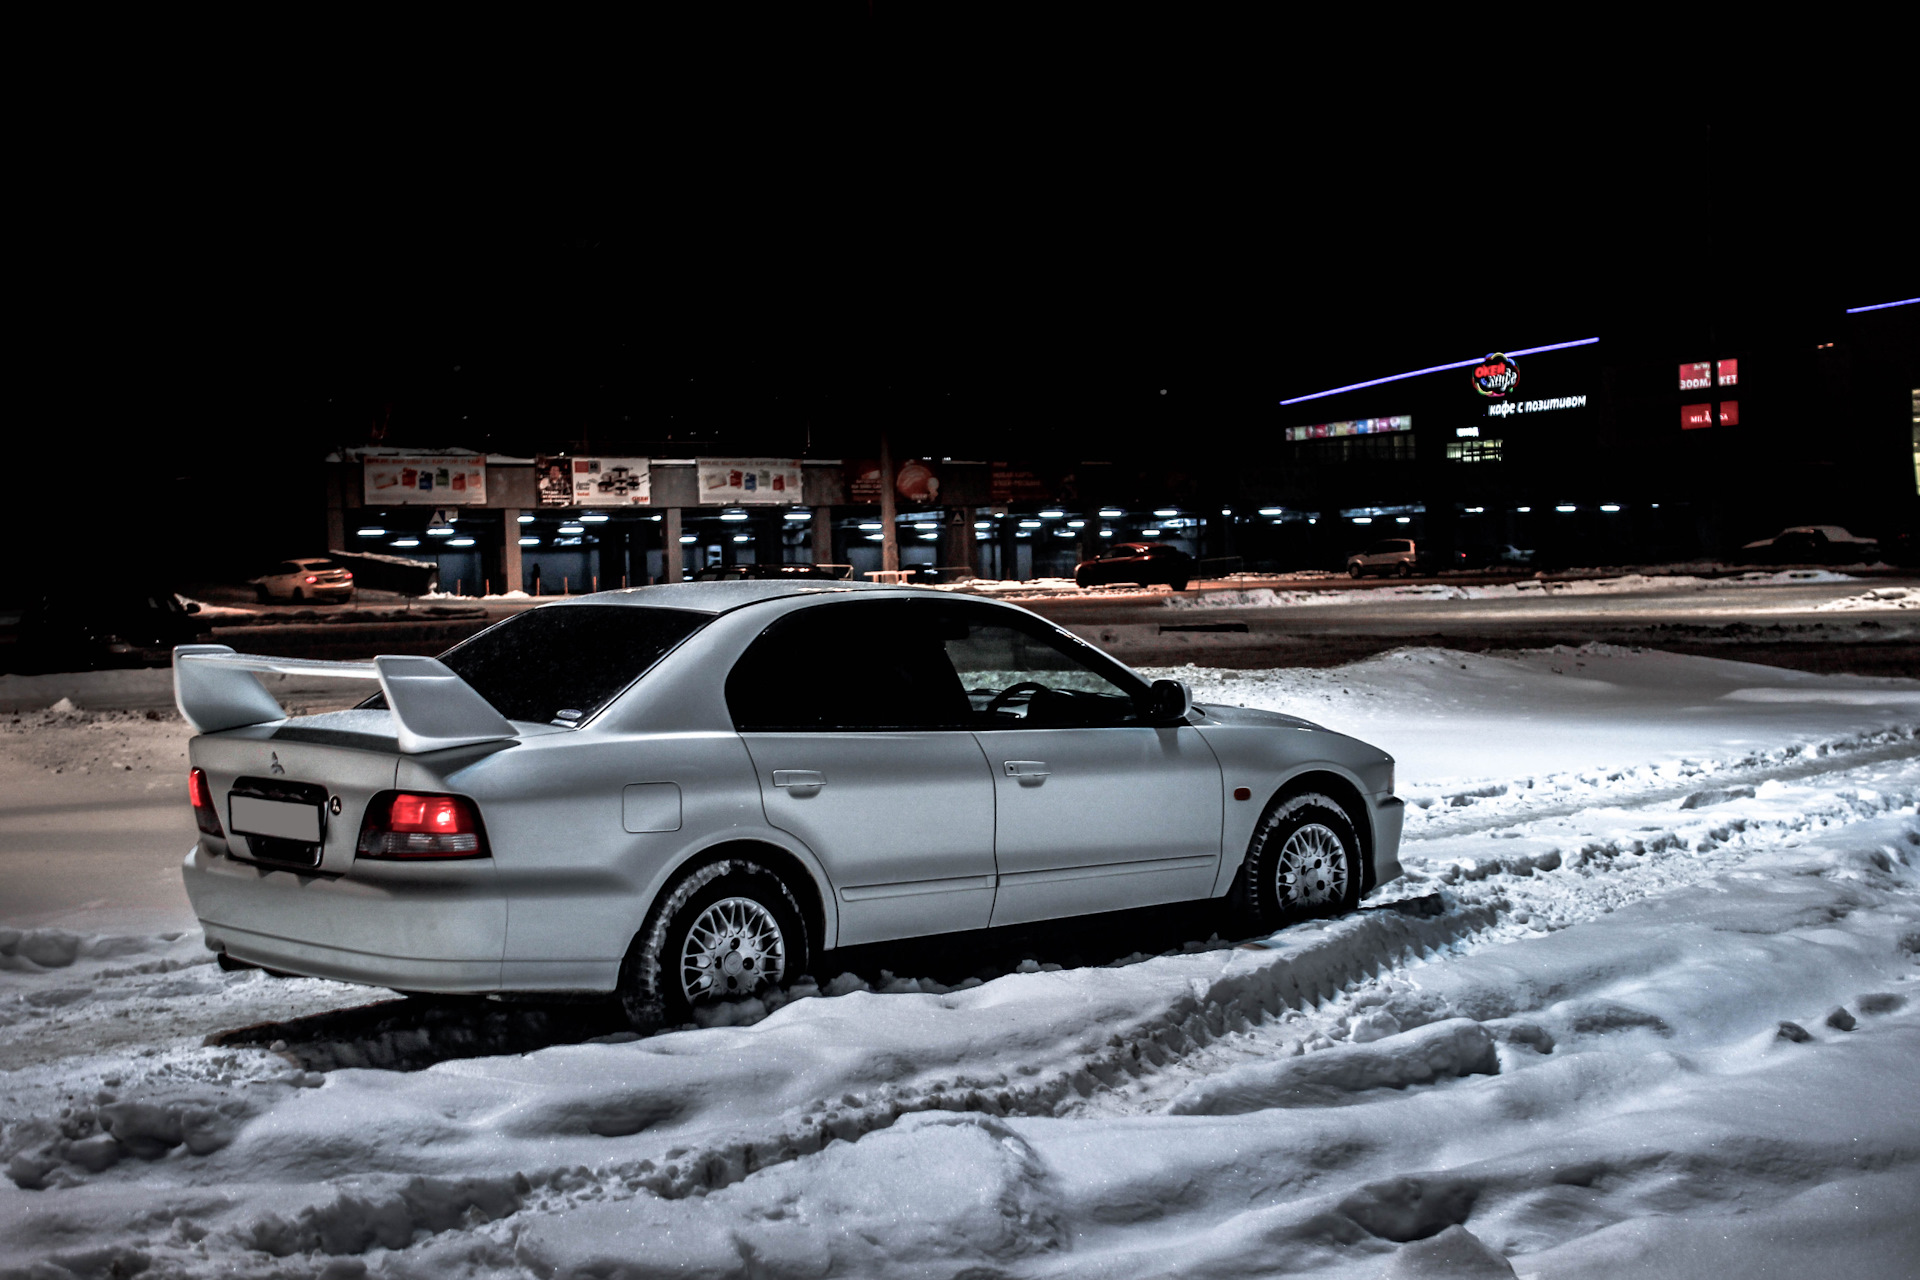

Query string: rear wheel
[1235,792,1362,932]
[1167,577,1189,591]
[1397,562,1412,578]
[1347,564,1363,579]
[617,856,811,1029]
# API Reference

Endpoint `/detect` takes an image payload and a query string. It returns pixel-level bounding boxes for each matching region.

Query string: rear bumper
[182,842,505,992]
[1369,796,1405,889]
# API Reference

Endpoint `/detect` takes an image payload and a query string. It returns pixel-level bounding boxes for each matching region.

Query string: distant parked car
[1456,543,1535,570]
[1738,526,1881,566]
[252,559,355,603]
[1346,539,1420,578]
[1074,542,1194,590]
[4,588,210,673]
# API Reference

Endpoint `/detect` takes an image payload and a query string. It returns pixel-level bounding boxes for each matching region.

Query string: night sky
[28,54,1914,581]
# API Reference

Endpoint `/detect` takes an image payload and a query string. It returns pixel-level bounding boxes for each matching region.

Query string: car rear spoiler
[172,644,517,754]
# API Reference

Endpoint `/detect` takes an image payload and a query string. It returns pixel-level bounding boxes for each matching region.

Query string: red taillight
[188,767,224,837]
[304,575,318,584]
[357,791,489,859]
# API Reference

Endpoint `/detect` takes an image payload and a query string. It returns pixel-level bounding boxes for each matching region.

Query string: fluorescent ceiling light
[427,527,454,537]
[1258,508,1282,516]
[391,538,420,547]
[1352,517,1373,524]
[1039,509,1065,519]
[448,537,475,547]
[518,537,540,546]
[1067,520,1085,528]
[1098,508,1123,518]
[1154,508,1179,517]
[1098,529,1113,537]
[1018,520,1042,528]
[356,527,385,537]
[1516,507,1532,513]
[1396,516,1411,523]
[719,512,748,522]
[679,535,697,544]
[580,513,609,523]
[1278,336,1601,405]
[558,524,585,534]
[1556,505,1577,513]
[517,514,534,524]
[1601,504,1621,512]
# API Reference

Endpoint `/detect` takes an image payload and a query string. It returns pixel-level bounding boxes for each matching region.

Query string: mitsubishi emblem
[269,752,285,776]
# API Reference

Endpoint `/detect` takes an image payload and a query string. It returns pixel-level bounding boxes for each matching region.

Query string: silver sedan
[176,582,1403,1026]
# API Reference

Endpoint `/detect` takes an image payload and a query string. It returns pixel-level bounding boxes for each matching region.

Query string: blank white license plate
[230,795,323,843]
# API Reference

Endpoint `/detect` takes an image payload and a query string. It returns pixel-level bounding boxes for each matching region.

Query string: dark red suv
[1073,542,1194,590]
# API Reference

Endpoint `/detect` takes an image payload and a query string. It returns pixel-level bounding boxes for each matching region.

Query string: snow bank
[1165,569,1864,611]
[1818,585,1920,611]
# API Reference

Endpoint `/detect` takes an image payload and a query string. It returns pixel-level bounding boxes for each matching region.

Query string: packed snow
[1819,586,1920,612]
[1167,570,1864,612]
[3,646,1919,1278]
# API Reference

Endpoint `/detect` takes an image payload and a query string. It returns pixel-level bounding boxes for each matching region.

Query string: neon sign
[1486,394,1588,418]
[1472,354,1520,398]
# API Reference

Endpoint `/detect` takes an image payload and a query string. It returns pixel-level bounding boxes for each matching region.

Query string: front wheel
[1347,564,1362,579]
[1235,792,1362,932]
[1396,562,1412,578]
[617,857,811,1029]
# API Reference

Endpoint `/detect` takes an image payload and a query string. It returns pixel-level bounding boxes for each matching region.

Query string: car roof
[547,578,947,615]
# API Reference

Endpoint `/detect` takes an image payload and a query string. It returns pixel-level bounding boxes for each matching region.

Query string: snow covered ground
[3,646,1919,1278]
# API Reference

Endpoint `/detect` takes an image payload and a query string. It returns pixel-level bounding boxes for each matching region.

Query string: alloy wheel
[679,896,786,1003]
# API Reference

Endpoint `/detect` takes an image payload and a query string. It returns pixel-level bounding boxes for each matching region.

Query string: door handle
[1003,760,1050,779]
[773,770,826,788]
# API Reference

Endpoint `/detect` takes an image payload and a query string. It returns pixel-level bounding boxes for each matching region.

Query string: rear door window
[728,600,972,731]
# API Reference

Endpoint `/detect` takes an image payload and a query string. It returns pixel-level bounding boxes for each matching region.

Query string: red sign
[1472,353,1520,398]
[1717,359,1738,386]
[1679,362,1713,390]
[1717,400,1739,426]
[1681,403,1714,430]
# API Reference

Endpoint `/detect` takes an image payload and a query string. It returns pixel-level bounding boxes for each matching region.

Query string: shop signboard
[1681,403,1714,430]
[1485,394,1588,418]
[363,456,487,505]
[1679,362,1713,390]
[1471,354,1520,398]
[1717,359,1739,387]
[990,463,1053,504]
[697,458,803,504]
[1717,401,1739,426]
[844,459,945,506]
[534,456,651,507]
[1283,415,1412,443]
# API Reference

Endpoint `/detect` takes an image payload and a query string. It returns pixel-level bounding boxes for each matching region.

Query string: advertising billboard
[1717,401,1739,426]
[363,457,487,505]
[697,458,804,504]
[534,456,651,507]
[1679,362,1713,391]
[1717,359,1739,386]
[1681,403,1714,430]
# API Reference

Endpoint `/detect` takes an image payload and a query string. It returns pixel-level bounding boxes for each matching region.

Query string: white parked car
[1346,538,1419,578]
[250,558,355,603]
[175,582,1403,1027]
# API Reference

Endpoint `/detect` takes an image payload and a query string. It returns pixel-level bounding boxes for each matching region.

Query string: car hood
[1193,702,1327,732]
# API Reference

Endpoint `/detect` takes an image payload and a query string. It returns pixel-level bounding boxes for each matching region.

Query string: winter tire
[617,856,811,1030]
[1347,564,1362,579]
[1397,562,1412,578]
[1236,791,1362,931]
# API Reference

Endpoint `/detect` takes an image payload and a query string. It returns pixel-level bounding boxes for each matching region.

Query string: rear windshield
[386,604,709,725]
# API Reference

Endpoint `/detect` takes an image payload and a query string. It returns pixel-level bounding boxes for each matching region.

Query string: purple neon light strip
[1844,298,1917,314]
[1278,336,1602,406]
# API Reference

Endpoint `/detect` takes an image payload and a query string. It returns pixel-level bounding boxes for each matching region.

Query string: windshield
[366,604,711,725]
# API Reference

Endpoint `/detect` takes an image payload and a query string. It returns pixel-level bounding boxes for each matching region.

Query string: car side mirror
[1145,678,1193,725]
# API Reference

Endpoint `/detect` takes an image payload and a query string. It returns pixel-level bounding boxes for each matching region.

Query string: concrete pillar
[945,506,976,574]
[878,433,900,574]
[664,509,683,582]
[326,465,348,552]
[812,506,834,567]
[502,508,523,593]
